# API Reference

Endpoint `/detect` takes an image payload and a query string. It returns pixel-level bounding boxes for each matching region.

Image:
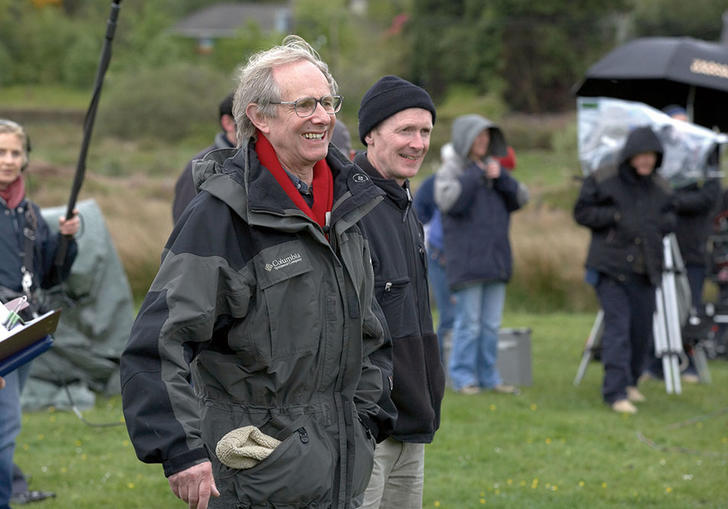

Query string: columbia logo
[265,252,302,271]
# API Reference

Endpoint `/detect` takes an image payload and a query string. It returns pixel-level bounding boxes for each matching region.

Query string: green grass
[0,85,91,110]
[15,311,728,508]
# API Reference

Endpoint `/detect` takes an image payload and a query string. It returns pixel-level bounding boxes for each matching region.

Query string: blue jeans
[449,282,506,390]
[427,246,454,359]
[0,365,30,509]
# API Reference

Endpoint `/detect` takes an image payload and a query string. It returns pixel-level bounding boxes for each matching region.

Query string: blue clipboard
[0,309,61,376]
[0,335,54,377]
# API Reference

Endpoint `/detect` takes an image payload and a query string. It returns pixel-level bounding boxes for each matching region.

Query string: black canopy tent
[574,37,728,132]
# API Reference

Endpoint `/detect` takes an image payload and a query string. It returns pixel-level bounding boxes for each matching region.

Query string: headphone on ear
[0,119,31,171]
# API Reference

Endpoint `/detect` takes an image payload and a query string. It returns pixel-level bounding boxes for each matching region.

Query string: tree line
[1,0,726,120]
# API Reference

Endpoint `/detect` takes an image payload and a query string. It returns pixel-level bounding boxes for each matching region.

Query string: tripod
[574,234,709,393]
[653,234,684,394]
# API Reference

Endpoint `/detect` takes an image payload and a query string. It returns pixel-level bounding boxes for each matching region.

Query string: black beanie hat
[219,92,234,119]
[358,75,436,145]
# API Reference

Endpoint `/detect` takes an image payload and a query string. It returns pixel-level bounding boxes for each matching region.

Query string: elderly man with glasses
[121,36,395,509]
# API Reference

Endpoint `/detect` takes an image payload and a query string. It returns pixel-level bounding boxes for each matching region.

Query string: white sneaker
[611,399,637,414]
[457,385,480,395]
[626,386,646,403]
[493,384,520,395]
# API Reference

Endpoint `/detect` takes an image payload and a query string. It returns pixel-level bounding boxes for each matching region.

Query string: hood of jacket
[619,125,664,170]
[451,114,507,160]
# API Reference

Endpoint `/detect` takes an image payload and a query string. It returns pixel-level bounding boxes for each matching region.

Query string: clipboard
[0,309,61,376]
[0,335,54,377]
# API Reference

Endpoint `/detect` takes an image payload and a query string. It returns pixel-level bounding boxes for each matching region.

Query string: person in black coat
[643,105,722,382]
[662,106,722,312]
[171,93,236,223]
[574,125,675,414]
[355,75,445,509]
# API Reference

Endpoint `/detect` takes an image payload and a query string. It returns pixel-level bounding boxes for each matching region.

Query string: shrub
[61,31,102,89]
[97,63,231,142]
[508,203,597,312]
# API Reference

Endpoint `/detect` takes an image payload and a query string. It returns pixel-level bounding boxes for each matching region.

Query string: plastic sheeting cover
[577,97,727,186]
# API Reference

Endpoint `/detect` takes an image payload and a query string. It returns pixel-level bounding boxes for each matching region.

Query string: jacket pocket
[240,248,322,362]
[374,276,415,337]
[208,411,335,506]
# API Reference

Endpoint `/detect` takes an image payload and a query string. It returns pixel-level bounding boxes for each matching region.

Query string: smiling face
[364,108,433,185]
[630,151,657,176]
[0,133,25,190]
[249,59,335,178]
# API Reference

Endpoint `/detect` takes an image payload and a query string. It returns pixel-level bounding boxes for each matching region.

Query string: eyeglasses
[270,95,343,118]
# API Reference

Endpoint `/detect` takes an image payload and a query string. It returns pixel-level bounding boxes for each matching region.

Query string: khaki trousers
[360,437,425,509]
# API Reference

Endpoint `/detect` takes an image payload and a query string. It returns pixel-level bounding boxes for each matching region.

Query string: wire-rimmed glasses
[270,95,343,118]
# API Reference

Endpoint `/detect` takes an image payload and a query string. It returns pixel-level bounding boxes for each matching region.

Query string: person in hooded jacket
[434,114,528,395]
[0,119,79,509]
[120,37,394,509]
[574,125,676,414]
[354,75,445,509]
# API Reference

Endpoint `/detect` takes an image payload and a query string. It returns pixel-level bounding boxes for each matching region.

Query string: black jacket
[574,126,676,286]
[673,179,721,266]
[172,132,235,223]
[355,152,445,444]
[122,143,394,507]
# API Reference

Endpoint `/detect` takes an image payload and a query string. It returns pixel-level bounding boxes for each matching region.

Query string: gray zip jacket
[120,140,394,508]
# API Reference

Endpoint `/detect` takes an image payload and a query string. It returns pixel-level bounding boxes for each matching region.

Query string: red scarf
[255,131,333,230]
[0,176,25,209]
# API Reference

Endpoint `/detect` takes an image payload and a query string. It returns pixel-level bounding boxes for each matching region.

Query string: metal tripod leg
[653,286,676,393]
[692,344,711,384]
[653,235,685,394]
[574,309,604,386]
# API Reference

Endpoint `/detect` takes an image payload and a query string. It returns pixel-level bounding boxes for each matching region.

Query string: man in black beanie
[355,75,445,509]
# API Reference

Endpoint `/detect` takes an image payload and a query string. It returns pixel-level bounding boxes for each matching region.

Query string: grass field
[15,311,728,508]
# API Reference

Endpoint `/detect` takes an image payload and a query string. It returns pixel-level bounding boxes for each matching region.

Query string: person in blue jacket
[434,114,528,395]
[413,171,453,362]
[0,119,79,509]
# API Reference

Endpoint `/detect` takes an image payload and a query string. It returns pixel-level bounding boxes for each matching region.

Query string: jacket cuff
[162,447,209,478]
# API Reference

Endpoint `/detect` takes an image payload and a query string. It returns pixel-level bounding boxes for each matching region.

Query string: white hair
[232,35,338,145]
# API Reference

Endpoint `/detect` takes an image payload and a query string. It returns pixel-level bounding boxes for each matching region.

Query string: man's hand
[0,376,5,389]
[168,461,220,509]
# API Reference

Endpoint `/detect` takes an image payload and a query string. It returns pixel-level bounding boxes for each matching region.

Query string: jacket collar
[354,152,411,210]
[197,139,384,233]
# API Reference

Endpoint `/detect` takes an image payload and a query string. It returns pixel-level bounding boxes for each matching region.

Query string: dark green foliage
[408,0,631,111]
[96,63,230,142]
[631,0,728,40]
[2,0,727,119]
